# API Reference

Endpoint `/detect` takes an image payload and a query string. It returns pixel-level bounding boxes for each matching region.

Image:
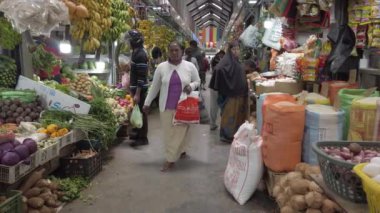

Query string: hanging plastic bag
[224,121,263,205]
[173,92,200,125]
[130,105,143,129]
[262,18,283,50]
[239,25,261,48]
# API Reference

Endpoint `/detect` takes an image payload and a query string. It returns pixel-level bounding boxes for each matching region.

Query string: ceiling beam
[196,17,225,28]
[191,7,229,22]
[195,14,227,26]
[187,0,232,13]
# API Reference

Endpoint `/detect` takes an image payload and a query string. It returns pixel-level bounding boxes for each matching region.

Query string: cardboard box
[16,76,91,114]
[255,81,303,95]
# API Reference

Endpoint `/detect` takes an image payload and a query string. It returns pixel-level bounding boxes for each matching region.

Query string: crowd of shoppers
[123,29,254,170]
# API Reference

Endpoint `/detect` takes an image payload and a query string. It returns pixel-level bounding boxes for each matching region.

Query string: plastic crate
[0,153,37,184]
[354,163,380,213]
[312,141,380,203]
[60,151,102,179]
[58,131,74,148]
[37,142,60,166]
[0,190,22,213]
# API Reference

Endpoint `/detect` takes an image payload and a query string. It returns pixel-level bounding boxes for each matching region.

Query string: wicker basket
[0,190,22,213]
[354,163,380,213]
[312,141,380,203]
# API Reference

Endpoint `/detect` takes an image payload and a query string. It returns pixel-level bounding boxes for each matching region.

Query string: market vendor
[35,35,62,83]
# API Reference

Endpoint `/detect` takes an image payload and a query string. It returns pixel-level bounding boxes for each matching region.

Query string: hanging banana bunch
[102,0,133,42]
[69,0,112,52]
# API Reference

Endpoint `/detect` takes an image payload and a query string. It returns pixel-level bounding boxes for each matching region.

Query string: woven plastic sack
[224,121,263,205]
[338,89,379,140]
[328,81,358,105]
[256,93,284,134]
[349,97,380,141]
[130,105,143,129]
[262,101,305,172]
[303,105,344,165]
[173,92,200,125]
[261,94,296,135]
[305,93,330,105]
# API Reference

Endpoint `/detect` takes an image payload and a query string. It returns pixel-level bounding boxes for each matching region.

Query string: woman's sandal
[180,152,188,159]
[161,162,175,172]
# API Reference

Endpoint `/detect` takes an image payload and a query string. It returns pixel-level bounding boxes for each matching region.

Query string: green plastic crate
[0,190,22,213]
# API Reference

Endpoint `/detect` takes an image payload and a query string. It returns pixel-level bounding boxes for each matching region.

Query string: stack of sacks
[303,105,345,165]
[374,101,380,141]
[349,97,380,141]
[262,101,305,172]
[305,93,330,105]
[328,81,358,105]
[256,93,292,134]
[338,89,379,140]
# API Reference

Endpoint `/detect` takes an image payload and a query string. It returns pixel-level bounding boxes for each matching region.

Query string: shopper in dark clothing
[127,30,149,147]
[211,50,225,71]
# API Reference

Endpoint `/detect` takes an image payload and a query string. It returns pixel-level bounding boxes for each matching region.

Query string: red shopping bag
[173,92,200,125]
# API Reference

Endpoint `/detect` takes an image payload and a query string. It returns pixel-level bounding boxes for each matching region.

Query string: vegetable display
[273,163,342,213]
[70,74,93,97]
[31,45,60,76]
[51,176,89,202]
[0,90,37,103]
[105,98,128,124]
[37,124,69,138]
[0,98,43,124]
[43,80,71,94]
[0,54,17,88]
[321,143,380,164]
[0,138,37,166]
[0,17,21,50]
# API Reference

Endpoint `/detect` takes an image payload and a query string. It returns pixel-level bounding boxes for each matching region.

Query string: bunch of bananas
[137,20,176,52]
[70,0,112,52]
[103,0,134,42]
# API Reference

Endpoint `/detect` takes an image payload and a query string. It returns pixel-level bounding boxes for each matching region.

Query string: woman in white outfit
[143,41,200,172]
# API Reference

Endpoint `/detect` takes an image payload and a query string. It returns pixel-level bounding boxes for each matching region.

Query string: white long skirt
[160,110,189,162]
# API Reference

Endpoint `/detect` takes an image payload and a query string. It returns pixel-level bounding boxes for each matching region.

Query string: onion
[332,155,344,160]
[342,147,350,153]
[340,152,352,160]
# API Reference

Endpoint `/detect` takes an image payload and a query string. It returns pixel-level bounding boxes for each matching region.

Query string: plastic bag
[0,0,69,35]
[262,18,283,50]
[173,92,200,125]
[130,105,143,129]
[224,121,263,205]
[239,25,262,48]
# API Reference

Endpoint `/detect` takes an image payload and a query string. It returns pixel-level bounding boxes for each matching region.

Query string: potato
[25,187,42,198]
[273,185,283,197]
[286,171,303,181]
[35,180,51,188]
[290,195,307,211]
[48,182,59,191]
[46,198,60,208]
[27,197,45,209]
[306,209,322,213]
[305,191,324,209]
[295,163,309,174]
[39,205,53,213]
[28,209,41,213]
[322,199,341,213]
[276,192,290,207]
[39,193,53,202]
[290,179,310,195]
[304,166,321,180]
[40,188,52,195]
[281,205,297,213]
[309,181,323,193]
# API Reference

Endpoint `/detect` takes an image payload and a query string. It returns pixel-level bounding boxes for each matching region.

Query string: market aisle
[61,74,275,213]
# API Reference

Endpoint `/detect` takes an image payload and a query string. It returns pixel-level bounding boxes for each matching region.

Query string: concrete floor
[62,75,276,213]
